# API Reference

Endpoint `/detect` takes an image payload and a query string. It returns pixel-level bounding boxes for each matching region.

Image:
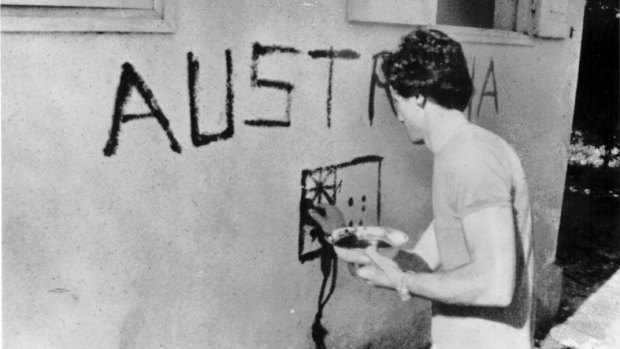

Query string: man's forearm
[392,250,499,305]
[400,207,517,307]
[403,262,514,307]
[393,250,433,273]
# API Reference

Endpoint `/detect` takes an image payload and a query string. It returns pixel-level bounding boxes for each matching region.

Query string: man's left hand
[356,245,405,289]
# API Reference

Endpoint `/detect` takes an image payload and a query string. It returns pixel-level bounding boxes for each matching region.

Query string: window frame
[1,0,153,9]
[347,0,535,46]
[1,0,175,33]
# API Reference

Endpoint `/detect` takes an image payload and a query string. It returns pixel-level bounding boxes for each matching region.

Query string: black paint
[312,245,337,349]
[103,48,503,157]
[307,49,360,60]
[246,42,300,127]
[187,50,234,147]
[298,155,383,349]
[299,198,327,264]
[298,166,337,263]
[244,117,291,127]
[368,51,397,126]
[298,197,339,349]
[376,159,382,223]
[299,155,383,260]
[476,59,499,117]
[103,63,182,156]
[333,232,391,249]
[467,57,476,121]
[307,48,361,127]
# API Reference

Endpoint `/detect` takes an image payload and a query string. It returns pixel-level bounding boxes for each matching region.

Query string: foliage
[568,131,620,168]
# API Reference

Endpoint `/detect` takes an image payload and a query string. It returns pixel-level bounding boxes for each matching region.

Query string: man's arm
[309,203,435,266]
[393,221,440,273]
[362,205,516,307]
[408,220,441,271]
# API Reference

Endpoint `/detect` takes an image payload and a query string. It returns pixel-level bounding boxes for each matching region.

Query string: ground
[534,165,620,348]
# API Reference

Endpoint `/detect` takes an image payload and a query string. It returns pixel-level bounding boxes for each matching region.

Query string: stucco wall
[2,1,585,348]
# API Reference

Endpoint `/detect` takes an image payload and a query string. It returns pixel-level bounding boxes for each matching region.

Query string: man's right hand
[308,203,345,234]
[308,204,374,265]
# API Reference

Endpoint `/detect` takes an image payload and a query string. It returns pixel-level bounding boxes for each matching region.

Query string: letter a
[476,59,499,118]
[103,63,182,156]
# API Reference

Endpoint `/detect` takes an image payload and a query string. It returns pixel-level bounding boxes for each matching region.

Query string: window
[437,0,500,30]
[348,0,524,29]
[1,0,175,33]
[346,0,567,45]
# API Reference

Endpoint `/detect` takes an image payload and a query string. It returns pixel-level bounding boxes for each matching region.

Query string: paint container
[327,226,408,264]
[328,226,408,247]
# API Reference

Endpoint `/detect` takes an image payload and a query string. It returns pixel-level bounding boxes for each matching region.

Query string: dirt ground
[534,166,620,347]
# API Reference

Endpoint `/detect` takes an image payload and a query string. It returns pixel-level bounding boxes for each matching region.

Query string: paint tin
[327,226,408,248]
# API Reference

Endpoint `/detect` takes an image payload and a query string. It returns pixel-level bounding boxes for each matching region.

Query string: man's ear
[411,94,426,108]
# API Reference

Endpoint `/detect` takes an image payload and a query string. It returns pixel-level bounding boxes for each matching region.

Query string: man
[309,29,534,349]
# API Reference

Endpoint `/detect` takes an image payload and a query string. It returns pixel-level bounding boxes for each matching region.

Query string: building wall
[2,1,585,348]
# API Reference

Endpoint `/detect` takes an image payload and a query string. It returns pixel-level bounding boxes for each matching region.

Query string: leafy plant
[568,131,620,168]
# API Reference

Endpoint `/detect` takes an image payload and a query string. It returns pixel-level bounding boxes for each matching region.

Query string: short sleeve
[448,145,512,219]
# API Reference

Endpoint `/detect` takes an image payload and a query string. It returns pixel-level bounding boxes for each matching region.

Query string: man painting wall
[310,29,534,349]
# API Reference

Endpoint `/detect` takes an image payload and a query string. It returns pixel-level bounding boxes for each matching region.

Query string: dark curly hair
[382,29,473,111]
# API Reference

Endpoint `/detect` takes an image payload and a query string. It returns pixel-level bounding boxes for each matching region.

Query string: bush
[568,130,620,168]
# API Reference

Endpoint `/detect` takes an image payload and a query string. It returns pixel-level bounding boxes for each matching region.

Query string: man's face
[392,91,427,145]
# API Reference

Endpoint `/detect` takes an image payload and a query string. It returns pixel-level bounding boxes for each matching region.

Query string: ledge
[1,0,175,33]
[430,25,534,46]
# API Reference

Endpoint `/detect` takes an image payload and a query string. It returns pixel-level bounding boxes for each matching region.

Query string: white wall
[2,1,585,348]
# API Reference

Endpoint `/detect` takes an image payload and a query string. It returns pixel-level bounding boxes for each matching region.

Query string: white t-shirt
[431,123,534,349]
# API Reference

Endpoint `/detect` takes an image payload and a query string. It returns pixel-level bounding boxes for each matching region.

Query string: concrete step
[541,269,620,349]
